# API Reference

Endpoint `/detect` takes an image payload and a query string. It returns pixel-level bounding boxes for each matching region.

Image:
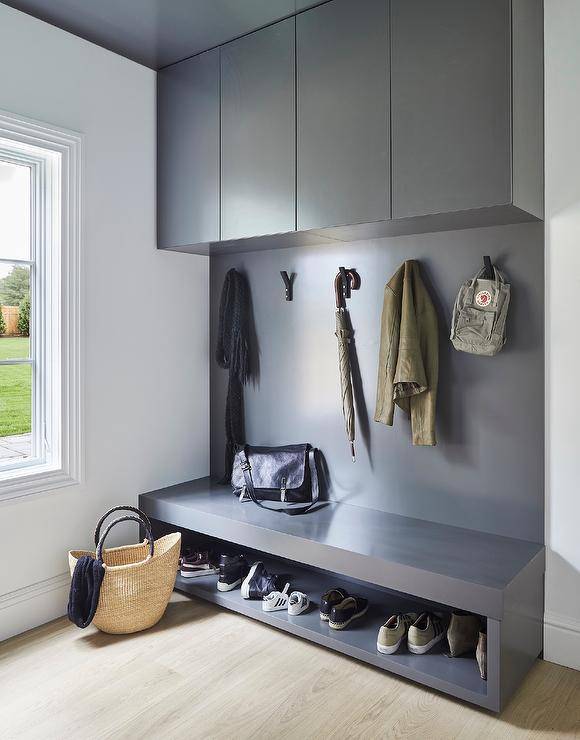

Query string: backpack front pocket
[455,307,494,342]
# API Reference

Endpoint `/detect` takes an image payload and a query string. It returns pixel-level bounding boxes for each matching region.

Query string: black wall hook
[482,255,494,279]
[280,271,295,301]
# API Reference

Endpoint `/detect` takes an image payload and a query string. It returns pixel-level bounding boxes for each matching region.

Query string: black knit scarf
[67,555,105,629]
[215,268,250,481]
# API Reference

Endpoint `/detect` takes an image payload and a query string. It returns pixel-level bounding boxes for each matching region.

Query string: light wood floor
[1,592,579,739]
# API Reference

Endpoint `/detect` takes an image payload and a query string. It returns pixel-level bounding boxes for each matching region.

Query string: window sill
[0,463,80,502]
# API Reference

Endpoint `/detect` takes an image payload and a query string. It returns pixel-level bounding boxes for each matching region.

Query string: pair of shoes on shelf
[320,588,369,630]
[262,584,310,615]
[179,549,219,579]
[242,561,286,600]
[446,611,487,680]
[218,556,309,613]
[377,612,446,655]
[217,556,286,600]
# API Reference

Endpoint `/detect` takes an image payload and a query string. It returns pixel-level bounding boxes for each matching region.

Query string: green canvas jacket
[374,260,438,446]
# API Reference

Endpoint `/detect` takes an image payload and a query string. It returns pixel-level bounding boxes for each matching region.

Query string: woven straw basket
[69,505,181,635]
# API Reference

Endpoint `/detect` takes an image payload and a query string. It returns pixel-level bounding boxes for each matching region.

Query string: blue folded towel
[67,554,105,628]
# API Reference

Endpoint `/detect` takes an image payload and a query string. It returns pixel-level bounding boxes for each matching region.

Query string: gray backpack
[450,266,510,356]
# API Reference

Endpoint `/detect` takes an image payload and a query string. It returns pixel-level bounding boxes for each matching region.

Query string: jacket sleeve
[407,265,438,446]
[374,283,400,426]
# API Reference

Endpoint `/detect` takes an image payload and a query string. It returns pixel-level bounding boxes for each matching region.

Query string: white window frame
[0,109,81,501]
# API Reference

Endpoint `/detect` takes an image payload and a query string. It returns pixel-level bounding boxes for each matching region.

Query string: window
[0,110,81,500]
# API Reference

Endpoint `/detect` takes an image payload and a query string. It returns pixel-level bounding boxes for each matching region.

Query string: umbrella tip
[350,442,356,462]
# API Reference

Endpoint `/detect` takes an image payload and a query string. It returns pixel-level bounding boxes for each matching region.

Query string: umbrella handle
[335,268,361,309]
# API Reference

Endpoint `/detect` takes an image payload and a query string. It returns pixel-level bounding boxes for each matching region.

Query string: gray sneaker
[408,612,446,654]
[377,612,417,654]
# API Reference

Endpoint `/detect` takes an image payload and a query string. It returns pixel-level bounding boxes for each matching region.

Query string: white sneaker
[262,583,290,612]
[288,591,310,616]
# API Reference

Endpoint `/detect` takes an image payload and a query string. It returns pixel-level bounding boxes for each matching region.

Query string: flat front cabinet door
[297,0,390,230]
[221,18,296,241]
[391,0,511,218]
[157,49,220,248]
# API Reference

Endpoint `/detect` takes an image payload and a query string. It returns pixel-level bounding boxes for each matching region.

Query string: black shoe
[328,596,369,630]
[320,587,349,622]
[217,554,248,592]
[241,562,283,600]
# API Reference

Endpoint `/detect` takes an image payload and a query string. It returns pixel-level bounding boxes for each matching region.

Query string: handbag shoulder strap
[238,447,258,504]
[239,447,319,515]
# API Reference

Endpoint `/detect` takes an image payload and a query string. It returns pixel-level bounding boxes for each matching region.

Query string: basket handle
[95,515,154,563]
[94,505,152,548]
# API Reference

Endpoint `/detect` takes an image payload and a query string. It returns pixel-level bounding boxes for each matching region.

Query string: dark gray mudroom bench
[139,478,544,712]
[148,0,546,717]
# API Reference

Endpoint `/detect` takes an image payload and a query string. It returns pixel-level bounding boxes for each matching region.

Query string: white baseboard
[544,610,580,671]
[0,572,69,642]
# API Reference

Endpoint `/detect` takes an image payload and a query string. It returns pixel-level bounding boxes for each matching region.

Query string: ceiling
[0,0,321,69]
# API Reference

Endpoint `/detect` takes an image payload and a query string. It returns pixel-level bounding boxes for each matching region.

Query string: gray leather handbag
[231,444,319,514]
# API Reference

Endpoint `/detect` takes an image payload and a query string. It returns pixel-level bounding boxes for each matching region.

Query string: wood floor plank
[1,593,579,740]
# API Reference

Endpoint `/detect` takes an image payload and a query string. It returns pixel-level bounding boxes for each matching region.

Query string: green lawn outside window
[0,337,31,437]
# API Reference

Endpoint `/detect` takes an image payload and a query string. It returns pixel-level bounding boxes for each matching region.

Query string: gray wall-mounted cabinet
[391,0,511,218]
[297,0,390,230]
[391,0,543,221]
[220,18,296,241]
[157,49,220,249]
[295,1,334,12]
[157,0,543,253]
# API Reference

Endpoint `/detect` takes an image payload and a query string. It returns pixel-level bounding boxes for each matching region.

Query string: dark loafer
[329,596,369,630]
[320,588,349,621]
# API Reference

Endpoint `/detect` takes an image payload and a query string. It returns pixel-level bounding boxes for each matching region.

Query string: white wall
[544,0,580,671]
[0,5,209,640]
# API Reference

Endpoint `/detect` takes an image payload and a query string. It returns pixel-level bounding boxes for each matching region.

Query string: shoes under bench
[178,549,486,678]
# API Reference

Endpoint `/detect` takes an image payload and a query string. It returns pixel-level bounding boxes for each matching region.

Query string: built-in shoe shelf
[139,477,544,712]
[174,555,487,705]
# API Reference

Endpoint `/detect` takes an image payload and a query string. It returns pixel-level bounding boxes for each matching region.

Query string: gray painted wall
[210,221,544,543]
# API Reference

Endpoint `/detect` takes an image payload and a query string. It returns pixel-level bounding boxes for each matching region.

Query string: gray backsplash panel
[210,221,544,543]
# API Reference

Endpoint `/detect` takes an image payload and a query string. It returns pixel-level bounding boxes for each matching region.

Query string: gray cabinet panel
[157,49,220,248]
[297,0,389,230]
[221,19,296,240]
[391,0,511,218]
[295,0,327,10]
[512,0,544,219]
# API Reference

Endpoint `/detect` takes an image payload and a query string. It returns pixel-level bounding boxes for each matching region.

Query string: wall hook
[280,271,295,301]
[482,255,494,279]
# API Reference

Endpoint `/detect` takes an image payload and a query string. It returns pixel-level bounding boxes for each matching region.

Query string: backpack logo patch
[475,290,492,307]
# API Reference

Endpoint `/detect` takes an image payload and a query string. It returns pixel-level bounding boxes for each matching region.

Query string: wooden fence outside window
[0,305,21,336]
